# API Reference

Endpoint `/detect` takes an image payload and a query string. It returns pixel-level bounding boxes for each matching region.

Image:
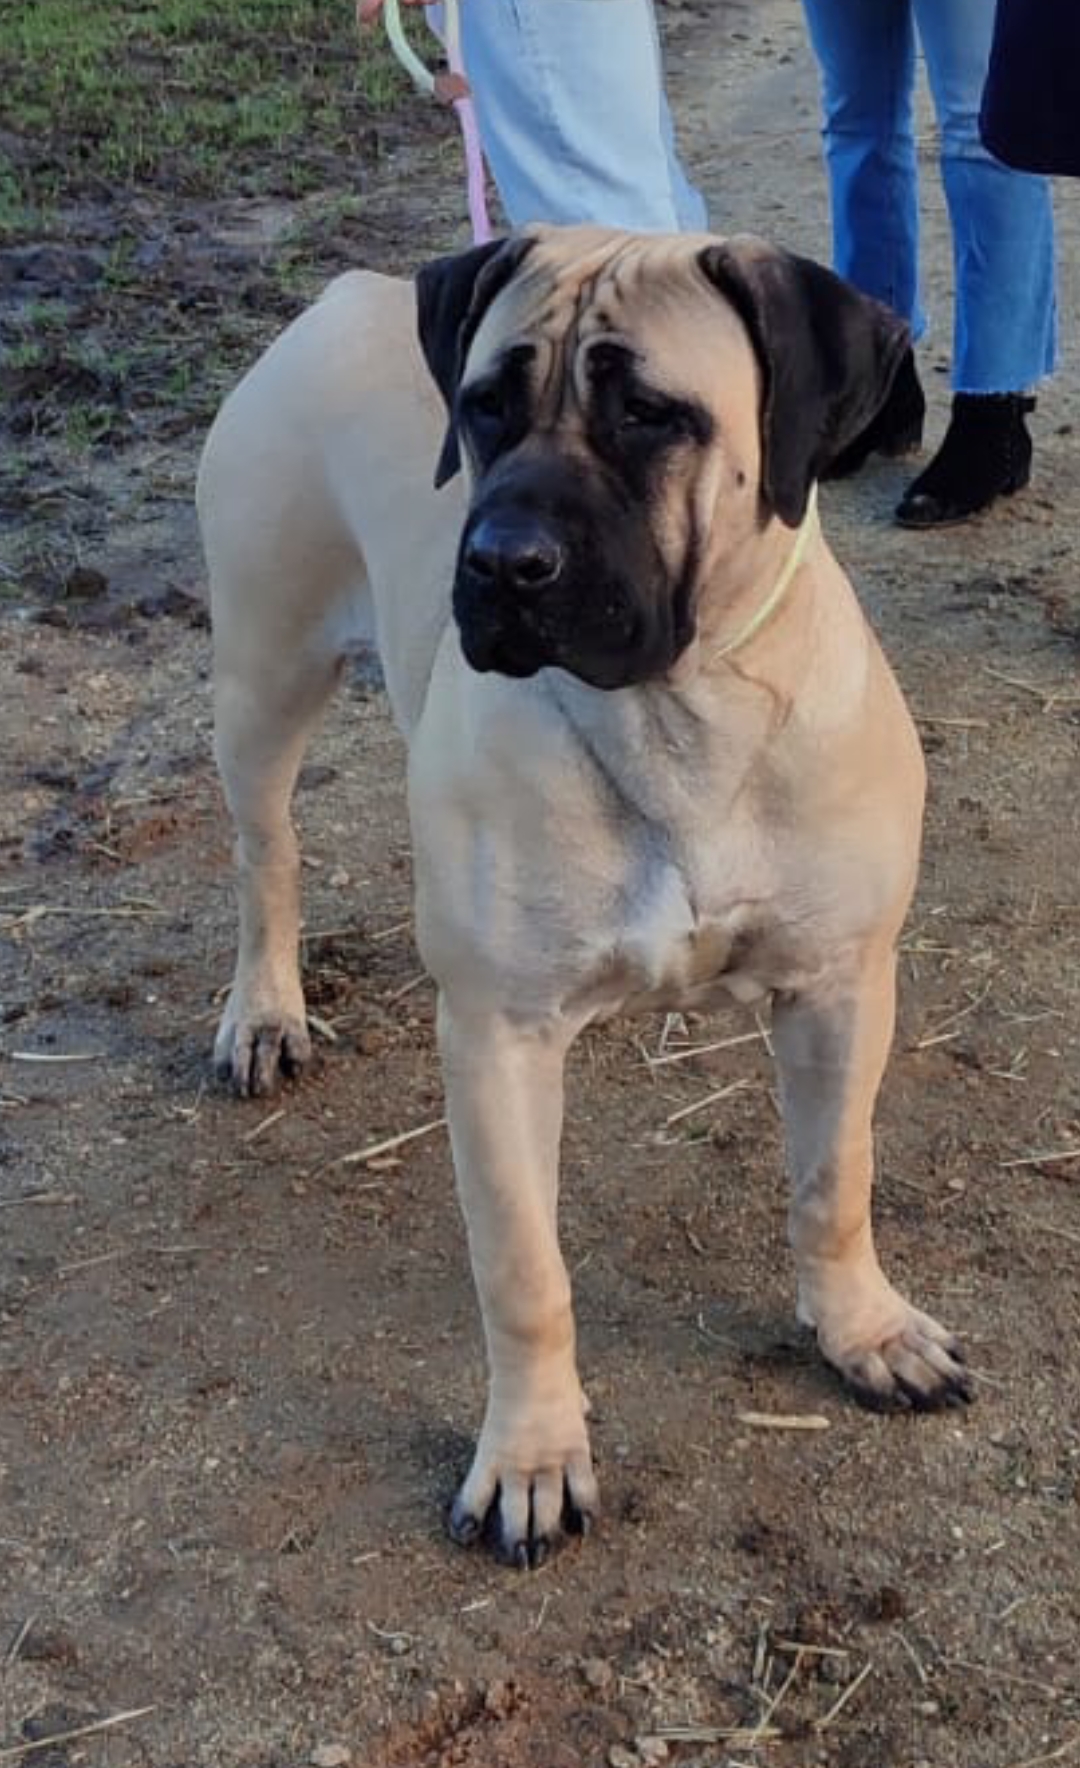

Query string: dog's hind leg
[198,317,378,1097]
[773,942,973,1412]
[214,607,360,1097]
[211,616,350,1097]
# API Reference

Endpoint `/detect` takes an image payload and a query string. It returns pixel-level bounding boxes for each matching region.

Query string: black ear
[416,235,535,487]
[698,236,911,526]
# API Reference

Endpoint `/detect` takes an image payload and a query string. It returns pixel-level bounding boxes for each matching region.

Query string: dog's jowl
[198,226,972,1571]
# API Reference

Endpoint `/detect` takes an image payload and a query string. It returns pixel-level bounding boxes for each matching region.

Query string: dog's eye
[463,385,505,427]
[619,395,685,434]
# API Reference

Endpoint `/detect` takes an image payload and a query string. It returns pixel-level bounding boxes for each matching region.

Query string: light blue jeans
[801,0,1056,392]
[432,0,706,231]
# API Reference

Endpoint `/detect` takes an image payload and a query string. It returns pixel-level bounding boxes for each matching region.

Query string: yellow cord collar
[711,482,819,662]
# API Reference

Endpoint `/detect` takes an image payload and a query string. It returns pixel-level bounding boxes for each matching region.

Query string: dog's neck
[709,484,819,664]
[661,492,828,701]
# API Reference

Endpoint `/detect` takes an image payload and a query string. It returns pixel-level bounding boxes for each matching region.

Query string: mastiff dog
[198,226,971,1568]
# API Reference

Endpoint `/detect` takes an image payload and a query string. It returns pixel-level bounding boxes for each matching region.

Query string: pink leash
[379,0,493,245]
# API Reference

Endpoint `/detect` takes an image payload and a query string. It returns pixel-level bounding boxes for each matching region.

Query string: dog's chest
[595,852,808,1017]
[550,700,823,1016]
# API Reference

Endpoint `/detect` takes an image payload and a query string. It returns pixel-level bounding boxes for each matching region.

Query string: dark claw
[253,1034,284,1097]
[215,1050,252,1097]
[895,1366,974,1412]
[566,1504,595,1538]
[845,1360,974,1415]
[448,1500,482,1548]
[216,1025,310,1100]
[449,1477,597,1567]
[895,1375,942,1412]
[844,1376,909,1415]
[942,1368,975,1406]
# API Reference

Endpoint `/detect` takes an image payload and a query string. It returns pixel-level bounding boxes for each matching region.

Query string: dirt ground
[2,3,1080,1765]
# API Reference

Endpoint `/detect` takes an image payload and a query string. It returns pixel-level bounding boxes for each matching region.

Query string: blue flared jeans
[801,0,1056,391]
[431,0,706,231]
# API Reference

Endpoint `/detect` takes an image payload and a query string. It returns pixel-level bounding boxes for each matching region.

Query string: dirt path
[2,5,1079,1765]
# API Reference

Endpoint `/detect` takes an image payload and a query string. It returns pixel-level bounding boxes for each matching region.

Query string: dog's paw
[818,1294,973,1413]
[214,990,312,1098]
[449,1406,599,1570]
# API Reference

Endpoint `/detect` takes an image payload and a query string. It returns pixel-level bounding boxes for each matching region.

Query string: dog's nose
[463,518,563,593]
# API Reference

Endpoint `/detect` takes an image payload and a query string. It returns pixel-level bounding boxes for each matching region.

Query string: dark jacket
[980,0,1080,176]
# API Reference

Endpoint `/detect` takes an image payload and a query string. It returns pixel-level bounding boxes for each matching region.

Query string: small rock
[580,1656,614,1692]
[608,1748,638,1768]
[329,869,351,889]
[636,1739,670,1765]
[18,1624,79,1668]
[63,564,109,601]
[22,1705,96,1745]
[310,1747,352,1768]
[136,583,210,627]
[870,1584,906,1623]
[482,1679,515,1717]
[298,764,339,792]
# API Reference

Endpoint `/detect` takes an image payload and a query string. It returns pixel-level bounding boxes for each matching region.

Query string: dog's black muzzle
[452,455,691,690]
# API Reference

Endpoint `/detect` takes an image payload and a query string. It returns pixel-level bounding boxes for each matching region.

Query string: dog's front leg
[772,943,972,1411]
[437,997,598,1568]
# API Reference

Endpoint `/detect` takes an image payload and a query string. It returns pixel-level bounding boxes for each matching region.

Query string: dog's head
[417,226,909,689]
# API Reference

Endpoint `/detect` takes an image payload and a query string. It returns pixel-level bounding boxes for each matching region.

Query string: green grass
[0,0,421,227]
[0,0,446,479]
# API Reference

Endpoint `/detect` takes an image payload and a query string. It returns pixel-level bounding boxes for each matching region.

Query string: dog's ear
[416,235,535,487]
[698,236,911,526]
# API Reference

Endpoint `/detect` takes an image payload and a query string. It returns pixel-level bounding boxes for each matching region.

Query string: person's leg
[454,0,706,230]
[800,0,925,476]
[801,0,923,336]
[914,0,1055,394]
[894,0,1055,526]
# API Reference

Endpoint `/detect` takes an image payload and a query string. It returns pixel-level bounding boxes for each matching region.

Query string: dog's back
[198,270,464,736]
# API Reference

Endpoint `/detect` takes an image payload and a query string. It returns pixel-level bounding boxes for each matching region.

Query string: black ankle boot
[824,348,925,481]
[895,392,1035,528]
